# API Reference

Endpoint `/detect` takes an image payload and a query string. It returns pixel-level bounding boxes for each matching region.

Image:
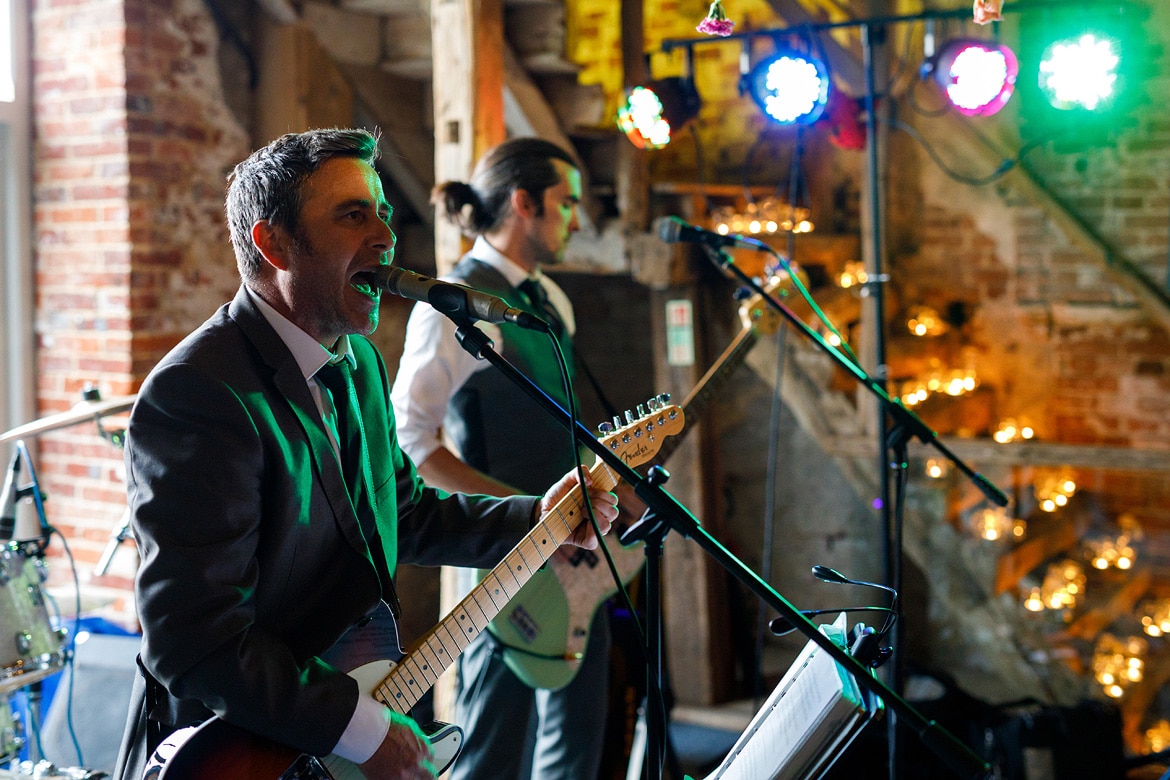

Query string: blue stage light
[745,49,830,126]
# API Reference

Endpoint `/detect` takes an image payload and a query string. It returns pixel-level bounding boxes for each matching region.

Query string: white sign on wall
[665,299,694,367]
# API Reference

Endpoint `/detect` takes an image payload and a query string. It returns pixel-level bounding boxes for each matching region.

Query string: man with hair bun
[392,137,611,779]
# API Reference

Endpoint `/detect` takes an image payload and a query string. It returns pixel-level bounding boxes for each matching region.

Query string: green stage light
[617,78,701,149]
[1038,33,1120,111]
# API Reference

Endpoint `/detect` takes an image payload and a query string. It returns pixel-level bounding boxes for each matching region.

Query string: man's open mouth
[350,270,382,298]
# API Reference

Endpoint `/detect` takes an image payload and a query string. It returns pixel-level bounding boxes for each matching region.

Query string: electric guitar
[487,276,790,690]
[149,403,684,780]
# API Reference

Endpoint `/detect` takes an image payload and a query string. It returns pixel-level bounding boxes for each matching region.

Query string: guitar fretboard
[655,324,760,466]
[372,460,620,713]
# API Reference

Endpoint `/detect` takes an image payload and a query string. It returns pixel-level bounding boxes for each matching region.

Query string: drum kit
[0,391,134,778]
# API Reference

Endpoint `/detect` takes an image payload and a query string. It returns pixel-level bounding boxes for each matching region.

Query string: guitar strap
[140,654,164,751]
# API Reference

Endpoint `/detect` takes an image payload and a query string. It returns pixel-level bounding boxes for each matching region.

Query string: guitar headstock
[738,267,807,336]
[596,394,684,469]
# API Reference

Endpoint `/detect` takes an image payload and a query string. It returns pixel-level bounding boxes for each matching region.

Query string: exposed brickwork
[31,0,247,625]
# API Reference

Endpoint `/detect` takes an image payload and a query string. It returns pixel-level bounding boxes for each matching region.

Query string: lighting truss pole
[859,18,904,780]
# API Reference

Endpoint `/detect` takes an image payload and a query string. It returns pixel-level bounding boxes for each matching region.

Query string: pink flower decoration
[973,0,1004,25]
[697,0,735,37]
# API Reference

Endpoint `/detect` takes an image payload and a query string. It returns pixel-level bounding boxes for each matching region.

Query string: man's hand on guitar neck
[540,468,619,550]
[358,710,437,780]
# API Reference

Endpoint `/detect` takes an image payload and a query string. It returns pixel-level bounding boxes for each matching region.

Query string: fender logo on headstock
[619,440,656,464]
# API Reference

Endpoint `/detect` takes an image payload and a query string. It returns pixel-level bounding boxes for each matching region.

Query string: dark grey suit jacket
[114,287,536,779]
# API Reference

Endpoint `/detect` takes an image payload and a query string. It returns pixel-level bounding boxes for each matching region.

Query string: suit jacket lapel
[227,288,371,557]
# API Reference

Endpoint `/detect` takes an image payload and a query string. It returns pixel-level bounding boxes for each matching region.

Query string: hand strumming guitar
[358,710,437,780]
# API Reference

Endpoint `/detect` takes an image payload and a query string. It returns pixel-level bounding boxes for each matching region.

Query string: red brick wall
[31,0,247,626]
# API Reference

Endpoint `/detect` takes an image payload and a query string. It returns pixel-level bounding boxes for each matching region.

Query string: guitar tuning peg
[636,403,647,418]
[646,396,659,411]
[656,392,671,406]
[624,410,635,425]
[612,415,622,431]
[597,421,614,435]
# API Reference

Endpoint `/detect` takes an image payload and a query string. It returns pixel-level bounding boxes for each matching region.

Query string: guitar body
[155,661,463,780]
[489,540,645,690]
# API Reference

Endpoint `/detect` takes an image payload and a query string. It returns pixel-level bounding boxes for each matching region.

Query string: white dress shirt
[390,236,575,468]
[246,286,390,764]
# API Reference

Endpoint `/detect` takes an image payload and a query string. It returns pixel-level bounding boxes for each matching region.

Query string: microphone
[768,606,897,637]
[0,449,21,541]
[655,216,769,252]
[371,266,548,331]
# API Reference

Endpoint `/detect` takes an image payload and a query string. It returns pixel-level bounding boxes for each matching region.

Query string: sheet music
[703,613,870,780]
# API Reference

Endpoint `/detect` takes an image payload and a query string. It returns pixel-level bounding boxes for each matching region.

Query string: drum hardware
[0,545,68,696]
[0,760,107,778]
[0,444,48,551]
[77,387,125,451]
[0,693,25,764]
[92,510,130,579]
[0,391,134,446]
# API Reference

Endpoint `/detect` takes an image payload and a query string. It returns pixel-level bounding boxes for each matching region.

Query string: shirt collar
[469,235,541,288]
[245,286,356,380]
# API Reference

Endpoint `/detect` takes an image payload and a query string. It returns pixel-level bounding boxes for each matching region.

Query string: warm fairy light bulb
[839,261,867,288]
[1093,634,1146,699]
[1145,720,1170,753]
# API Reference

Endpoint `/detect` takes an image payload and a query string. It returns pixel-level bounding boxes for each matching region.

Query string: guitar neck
[655,324,759,465]
[371,459,620,714]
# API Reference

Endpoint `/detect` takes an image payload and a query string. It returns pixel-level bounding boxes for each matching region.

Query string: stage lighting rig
[926,38,1019,117]
[743,44,830,126]
[617,77,701,149]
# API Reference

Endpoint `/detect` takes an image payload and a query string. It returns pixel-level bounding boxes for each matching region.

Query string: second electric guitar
[488,281,787,690]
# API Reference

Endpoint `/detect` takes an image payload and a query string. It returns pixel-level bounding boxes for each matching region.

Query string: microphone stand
[448,318,992,780]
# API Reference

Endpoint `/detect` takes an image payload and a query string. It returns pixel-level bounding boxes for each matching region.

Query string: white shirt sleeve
[391,300,501,466]
[332,694,390,763]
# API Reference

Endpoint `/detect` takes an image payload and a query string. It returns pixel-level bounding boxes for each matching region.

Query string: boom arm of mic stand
[706,247,1008,508]
[451,322,991,779]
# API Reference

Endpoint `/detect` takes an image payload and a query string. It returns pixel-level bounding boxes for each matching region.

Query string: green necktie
[317,359,372,514]
[518,278,564,336]
[316,360,403,619]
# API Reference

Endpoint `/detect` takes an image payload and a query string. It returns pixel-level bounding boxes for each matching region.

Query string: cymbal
[0,395,136,444]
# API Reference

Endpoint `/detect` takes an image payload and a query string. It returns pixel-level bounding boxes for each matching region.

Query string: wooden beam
[993,521,1080,595]
[1061,568,1152,640]
[430,0,507,720]
[344,64,435,222]
[431,0,505,273]
[819,434,1170,472]
[501,45,600,233]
